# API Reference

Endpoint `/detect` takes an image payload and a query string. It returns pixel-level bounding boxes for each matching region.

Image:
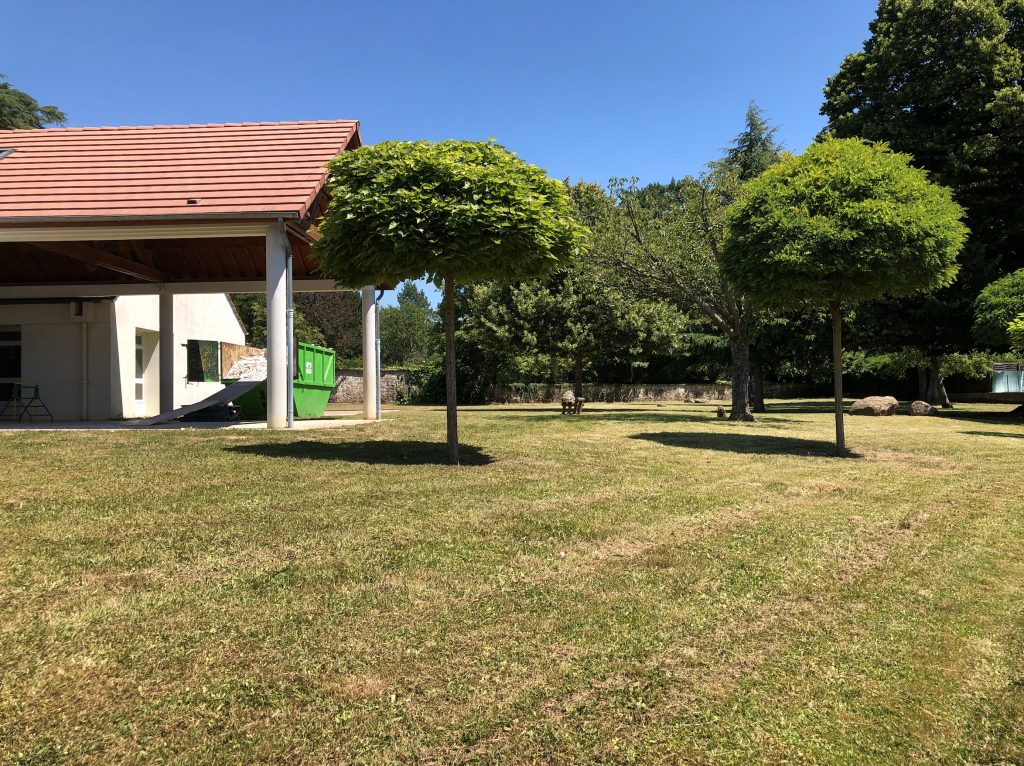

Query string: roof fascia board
[0,211,301,225]
[0,280,351,300]
[0,223,277,242]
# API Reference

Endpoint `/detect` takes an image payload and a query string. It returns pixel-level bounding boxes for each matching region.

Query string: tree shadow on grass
[759,399,851,414]
[631,431,850,457]
[225,440,494,466]
[500,410,807,428]
[935,408,1024,426]
[959,430,1024,440]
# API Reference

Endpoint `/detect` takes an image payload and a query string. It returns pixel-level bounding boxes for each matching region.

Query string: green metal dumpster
[293,341,336,418]
[221,342,336,420]
[225,379,268,419]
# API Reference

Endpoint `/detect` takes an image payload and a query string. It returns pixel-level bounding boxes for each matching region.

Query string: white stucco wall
[0,301,113,420]
[2,294,245,421]
[113,293,246,417]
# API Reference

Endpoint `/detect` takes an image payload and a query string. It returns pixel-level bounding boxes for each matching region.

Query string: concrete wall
[1,294,244,421]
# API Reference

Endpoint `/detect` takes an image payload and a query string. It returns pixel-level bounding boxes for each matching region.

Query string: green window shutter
[186,340,221,383]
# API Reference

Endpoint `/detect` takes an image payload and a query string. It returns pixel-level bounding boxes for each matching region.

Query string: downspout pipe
[81,320,88,421]
[278,218,294,428]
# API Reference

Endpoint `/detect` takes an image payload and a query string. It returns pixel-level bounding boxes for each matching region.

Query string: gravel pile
[226,355,267,381]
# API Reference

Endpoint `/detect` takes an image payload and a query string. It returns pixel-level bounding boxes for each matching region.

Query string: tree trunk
[929,356,953,408]
[926,357,952,407]
[926,357,940,404]
[729,341,754,421]
[574,354,583,399]
[444,271,459,466]
[939,378,952,408]
[750,361,766,413]
[495,371,502,405]
[830,300,846,457]
[917,367,928,401]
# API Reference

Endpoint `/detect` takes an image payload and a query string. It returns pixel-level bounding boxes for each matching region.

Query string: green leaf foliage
[721,137,967,310]
[0,74,67,130]
[1009,313,1024,353]
[379,282,440,366]
[973,268,1024,346]
[820,0,1024,355]
[228,294,326,349]
[716,101,785,182]
[314,140,586,288]
[821,0,1024,271]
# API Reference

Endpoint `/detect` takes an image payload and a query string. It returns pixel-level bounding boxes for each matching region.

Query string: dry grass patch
[1,401,1023,764]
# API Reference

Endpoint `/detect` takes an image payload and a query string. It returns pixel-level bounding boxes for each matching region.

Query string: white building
[0,294,244,420]
[0,121,383,426]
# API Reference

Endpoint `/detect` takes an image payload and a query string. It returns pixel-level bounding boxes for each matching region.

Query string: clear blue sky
[5,0,878,306]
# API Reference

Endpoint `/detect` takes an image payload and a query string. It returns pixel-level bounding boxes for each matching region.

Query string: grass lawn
[1,400,1022,765]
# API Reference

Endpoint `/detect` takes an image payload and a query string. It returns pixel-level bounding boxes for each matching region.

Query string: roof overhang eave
[0,211,304,225]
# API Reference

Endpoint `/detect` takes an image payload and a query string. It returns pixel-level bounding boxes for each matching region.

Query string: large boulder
[849,396,898,416]
[910,400,938,416]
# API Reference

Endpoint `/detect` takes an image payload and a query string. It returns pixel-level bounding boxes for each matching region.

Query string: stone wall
[330,368,411,404]
[494,382,829,404]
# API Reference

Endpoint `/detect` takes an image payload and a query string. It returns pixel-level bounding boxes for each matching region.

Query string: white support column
[362,286,378,421]
[266,225,289,429]
[159,288,174,414]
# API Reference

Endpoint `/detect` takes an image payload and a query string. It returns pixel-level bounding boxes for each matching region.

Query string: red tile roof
[0,120,360,223]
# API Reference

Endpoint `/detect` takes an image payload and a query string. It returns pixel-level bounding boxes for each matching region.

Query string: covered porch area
[0,121,383,427]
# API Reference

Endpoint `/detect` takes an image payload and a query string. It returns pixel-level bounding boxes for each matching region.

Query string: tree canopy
[820,0,1024,357]
[314,139,584,465]
[722,136,967,454]
[973,268,1024,347]
[0,75,67,130]
[717,101,785,182]
[314,140,586,289]
[722,137,966,310]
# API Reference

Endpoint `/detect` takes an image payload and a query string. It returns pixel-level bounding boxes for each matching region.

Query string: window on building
[0,325,22,402]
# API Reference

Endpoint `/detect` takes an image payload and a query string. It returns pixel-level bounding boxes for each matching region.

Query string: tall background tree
[228,293,326,348]
[464,259,683,399]
[293,292,363,359]
[380,282,439,366]
[0,75,67,130]
[821,0,1024,398]
[722,137,967,455]
[314,139,585,465]
[715,102,785,411]
[974,269,1024,349]
[590,167,765,421]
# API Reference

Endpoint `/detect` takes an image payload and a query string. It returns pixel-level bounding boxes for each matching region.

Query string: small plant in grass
[314,139,585,464]
[721,137,966,454]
